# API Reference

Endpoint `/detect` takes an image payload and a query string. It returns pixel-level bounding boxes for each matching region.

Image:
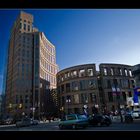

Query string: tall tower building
[5,11,58,119]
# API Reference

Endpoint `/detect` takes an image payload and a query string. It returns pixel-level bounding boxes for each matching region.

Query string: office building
[57,63,135,115]
[5,11,58,119]
[57,64,100,115]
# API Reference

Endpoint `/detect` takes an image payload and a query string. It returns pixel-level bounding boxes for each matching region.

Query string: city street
[1,119,140,131]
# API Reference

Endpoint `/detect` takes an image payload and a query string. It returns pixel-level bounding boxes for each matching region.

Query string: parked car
[4,118,14,125]
[88,114,112,126]
[30,119,39,125]
[16,118,31,127]
[132,111,140,118]
[59,114,89,129]
[124,112,133,123]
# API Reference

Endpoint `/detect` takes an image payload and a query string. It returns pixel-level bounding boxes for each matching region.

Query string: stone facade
[57,63,135,115]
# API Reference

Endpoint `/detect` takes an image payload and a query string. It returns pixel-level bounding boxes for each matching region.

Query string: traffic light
[19,104,22,109]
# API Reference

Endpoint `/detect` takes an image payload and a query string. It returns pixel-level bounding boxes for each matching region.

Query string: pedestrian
[119,109,124,123]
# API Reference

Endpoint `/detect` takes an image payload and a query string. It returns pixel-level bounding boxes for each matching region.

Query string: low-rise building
[57,63,135,115]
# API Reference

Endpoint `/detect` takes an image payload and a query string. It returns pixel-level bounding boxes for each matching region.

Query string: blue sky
[0,9,140,94]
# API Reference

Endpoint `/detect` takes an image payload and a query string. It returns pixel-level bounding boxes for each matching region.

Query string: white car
[16,118,31,127]
[132,111,140,118]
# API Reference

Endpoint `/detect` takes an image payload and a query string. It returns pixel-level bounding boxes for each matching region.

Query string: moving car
[88,114,112,126]
[16,118,31,127]
[59,114,89,129]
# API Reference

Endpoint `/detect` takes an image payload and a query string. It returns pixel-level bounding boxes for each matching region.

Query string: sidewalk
[39,119,60,124]
[0,124,15,128]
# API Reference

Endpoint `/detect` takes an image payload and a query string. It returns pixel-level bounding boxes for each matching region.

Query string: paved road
[1,119,140,131]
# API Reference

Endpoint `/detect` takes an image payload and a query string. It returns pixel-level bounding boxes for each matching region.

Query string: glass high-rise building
[5,11,59,119]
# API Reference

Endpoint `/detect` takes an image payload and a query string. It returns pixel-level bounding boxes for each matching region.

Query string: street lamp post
[66,99,71,114]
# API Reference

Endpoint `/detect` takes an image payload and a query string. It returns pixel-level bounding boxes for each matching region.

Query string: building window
[124,69,128,76]
[79,69,85,77]
[27,37,30,42]
[66,83,70,93]
[119,79,122,88]
[110,68,114,75]
[71,70,77,77]
[113,79,118,87]
[28,25,30,32]
[46,85,49,89]
[122,79,128,88]
[58,86,61,94]
[74,94,79,104]
[61,85,64,93]
[81,94,88,103]
[23,36,25,43]
[104,68,107,75]
[107,80,111,88]
[108,92,113,102]
[40,83,42,88]
[24,24,26,30]
[72,81,79,91]
[66,72,69,78]
[88,79,96,89]
[90,93,97,103]
[61,76,64,82]
[80,80,87,90]
[87,68,93,76]
[64,73,67,79]
[118,68,122,75]
[129,70,132,77]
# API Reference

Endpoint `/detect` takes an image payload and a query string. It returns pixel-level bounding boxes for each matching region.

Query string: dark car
[4,118,14,125]
[59,114,89,129]
[88,114,112,126]
[16,118,31,127]
[124,112,133,123]
[30,119,39,125]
